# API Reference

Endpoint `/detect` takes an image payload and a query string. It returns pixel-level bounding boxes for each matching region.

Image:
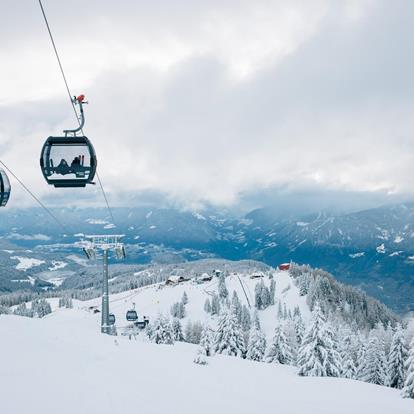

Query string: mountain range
[0,202,413,313]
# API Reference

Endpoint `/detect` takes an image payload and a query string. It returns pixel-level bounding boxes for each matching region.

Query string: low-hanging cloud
[0,0,413,211]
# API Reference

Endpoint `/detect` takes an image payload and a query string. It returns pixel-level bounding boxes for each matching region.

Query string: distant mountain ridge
[0,203,413,313]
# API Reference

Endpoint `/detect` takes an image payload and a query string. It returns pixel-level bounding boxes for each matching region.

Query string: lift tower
[83,235,126,334]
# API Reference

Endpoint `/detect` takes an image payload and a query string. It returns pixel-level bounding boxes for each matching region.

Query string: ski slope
[83,269,311,339]
[1,309,413,414]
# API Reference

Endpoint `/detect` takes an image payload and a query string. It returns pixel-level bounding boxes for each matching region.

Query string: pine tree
[172,318,185,341]
[293,310,305,345]
[181,291,188,305]
[204,298,212,314]
[231,291,242,323]
[151,315,174,344]
[214,305,245,357]
[211,293,221,315]
[401,336,414,399]
[255,281,263,310]
[361,336,387,385]
[170,301,185,319]
[218,273,228,301]
[269,279,276,305]
[266,324,293,365]
[241,305,251,332]
[246,312,266,362]
[261,284,271,310]
[355,339,367,380]
[185,321,203,344]
[341,334,356,379]
[297,302,341,377]
[277,302,283,319]
[199,325,213,357]
[388,324,407,389]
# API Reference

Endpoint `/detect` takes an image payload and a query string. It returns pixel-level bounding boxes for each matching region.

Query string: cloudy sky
[1,0,413,213]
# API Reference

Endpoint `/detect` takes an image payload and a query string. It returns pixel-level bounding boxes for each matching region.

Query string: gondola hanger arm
[63,94,88,136]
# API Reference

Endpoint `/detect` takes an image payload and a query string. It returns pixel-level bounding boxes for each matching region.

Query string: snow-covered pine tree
[266,323,293,365]
[14,302,33,318]
[204,298,212,314]
[241,305,251,332]
[218,273,228,301]
[246,312,266,362]
[293,309,305,345]
[277,302,283,319]
[32,299,52,318]
[199,325,213,357]
[388,324,407,389]
[172,318,185,341]
[260,283,271,310]
[401,336,414,399]
[254,281,263,310]
[211,293,221,315]
[231,291,242,323]
[269,278,276,305]
[170,301,185,319]
[193,350,208,365]
[341,334,356,379]
[355,338,367,380]
[181,291,188,305]
[185,321,203,344]
[214,305,245,357]
[297,302,341,377]
[283,303,288,319]
[361,336,387,385]
[151,314,174,345]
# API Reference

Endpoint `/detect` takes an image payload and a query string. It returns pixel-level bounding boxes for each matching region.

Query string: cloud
[1,0,413,211]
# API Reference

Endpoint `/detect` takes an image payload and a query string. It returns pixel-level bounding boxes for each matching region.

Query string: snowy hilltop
[1,260,414,413]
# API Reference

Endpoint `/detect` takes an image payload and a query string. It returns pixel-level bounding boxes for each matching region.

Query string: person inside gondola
[56,158,70,175]
[71,156,81,168]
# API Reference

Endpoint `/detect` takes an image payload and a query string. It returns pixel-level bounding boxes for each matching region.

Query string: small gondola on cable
[40,95,97,187]
[0,169,11,207]
[126,303,138,322]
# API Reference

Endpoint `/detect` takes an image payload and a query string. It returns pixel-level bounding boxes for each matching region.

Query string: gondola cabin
[108,313,116,325]
[126,310,138,322]
[40,136,97,187]
[0,169,11,207]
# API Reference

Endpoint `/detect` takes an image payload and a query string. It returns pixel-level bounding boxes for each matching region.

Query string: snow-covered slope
[1,310,413,414]
[83,269,310,340]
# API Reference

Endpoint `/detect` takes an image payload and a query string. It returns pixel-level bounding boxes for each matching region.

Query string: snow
[349,252,365,258]
[0,311,412,414]
[48,260,68,271]
[82,270,311,342]
[10,256,45,271]
[296,221,309,226]
[394,236,404,244]
[104,223,116,229]
[2,249,14,254]
[85,218,108,225]
[376,244,386,254]
[192,212,206,220]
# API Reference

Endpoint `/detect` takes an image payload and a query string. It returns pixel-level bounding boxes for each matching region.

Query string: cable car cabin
[126,310,138,322]
[40,136,97,187]
[0,169,11,207]
[108,313,116,325]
